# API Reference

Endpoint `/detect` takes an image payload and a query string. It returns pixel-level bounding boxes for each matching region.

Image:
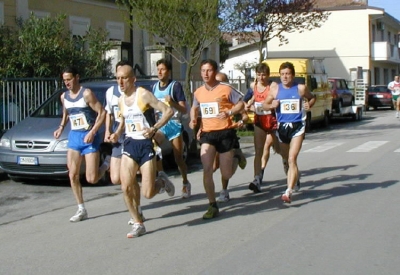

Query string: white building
[222,4,400,86]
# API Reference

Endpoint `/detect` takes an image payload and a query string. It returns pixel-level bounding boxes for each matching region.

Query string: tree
[0,13,114,78]
[116,0,221,103]
[221,0,330,63]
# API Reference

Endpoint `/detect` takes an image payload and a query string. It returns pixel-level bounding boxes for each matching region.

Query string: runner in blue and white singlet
[262,61,316,204]
[64,86,101,153]
[54,66,108,223]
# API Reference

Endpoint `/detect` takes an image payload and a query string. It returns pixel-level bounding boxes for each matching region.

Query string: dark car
[328,77,354,112]
[0,80,194,182]
[366,85,393,110]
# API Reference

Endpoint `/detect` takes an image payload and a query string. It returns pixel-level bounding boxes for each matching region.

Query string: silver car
[0,80,194,182]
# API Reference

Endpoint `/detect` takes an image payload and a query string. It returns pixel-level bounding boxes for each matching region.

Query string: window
[202,48,209,60]
[383,68,389,84]
[69,16,90,37]
[106,21,124,41]
[374,67,380,85]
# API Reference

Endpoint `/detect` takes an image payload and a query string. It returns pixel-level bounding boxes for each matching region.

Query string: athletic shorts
[199,128,237,153]
[111,133,125,158]
[393,95,399,101]
[276,122,305,144]
[254,114,278,132]
[159,120,182,141]
[122,137,155,167]
[111,142,123,158]
[68,130,101,155]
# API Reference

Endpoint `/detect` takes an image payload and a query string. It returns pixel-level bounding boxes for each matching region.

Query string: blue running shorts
[68,130,101,155]
[122,138,155,167]
[159,120,182,141]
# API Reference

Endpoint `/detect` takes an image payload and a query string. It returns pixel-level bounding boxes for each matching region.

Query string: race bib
[112,106,122,123]
[254,102,271,115]
[200,102,219,118]
[125,117,143,134]
[69,113,89,130]
[280,99,301,114]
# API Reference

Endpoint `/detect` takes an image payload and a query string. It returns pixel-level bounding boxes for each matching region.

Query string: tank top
[391,81,400,95]
[152,80,182,123]
[253,84,272,116]
[64,86,97,131]
[121,90,151,140]
[110,85,123,133]
[275,83,304,123]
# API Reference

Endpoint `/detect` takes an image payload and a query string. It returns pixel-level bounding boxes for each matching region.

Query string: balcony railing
[371,41,400,63]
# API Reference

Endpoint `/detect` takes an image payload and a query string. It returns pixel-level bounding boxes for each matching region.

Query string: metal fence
[0,77,248,133]
[1,78,61,132]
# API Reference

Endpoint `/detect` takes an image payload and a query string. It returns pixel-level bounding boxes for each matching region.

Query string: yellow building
[0,0,218,82]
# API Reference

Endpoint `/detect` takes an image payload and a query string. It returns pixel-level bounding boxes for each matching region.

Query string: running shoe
[202,205,219,219]
[158,171,175,197]
[281,189,292,203]
[216,189,230,203]
[127,223,146,238]
[128,212,146,225]
[181,182,191,199]
[69,209,88,222]
[396,112,399,118]
[248,176,261,193]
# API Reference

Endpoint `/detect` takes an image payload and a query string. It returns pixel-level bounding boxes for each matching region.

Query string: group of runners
[54,58,316,238]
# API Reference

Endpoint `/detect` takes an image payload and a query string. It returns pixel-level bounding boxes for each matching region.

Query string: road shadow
[139,165,398,234]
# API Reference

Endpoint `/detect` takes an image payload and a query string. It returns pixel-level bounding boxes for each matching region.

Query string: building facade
[0,0,217,82]
[222,4,400,86]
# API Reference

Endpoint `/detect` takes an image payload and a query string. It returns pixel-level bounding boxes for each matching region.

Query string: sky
[368,0,400,21]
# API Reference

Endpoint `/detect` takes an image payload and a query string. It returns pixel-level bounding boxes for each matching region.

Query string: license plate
[374,95,383,98]
[17,156,38,165]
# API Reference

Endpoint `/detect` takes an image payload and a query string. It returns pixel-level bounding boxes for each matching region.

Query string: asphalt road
[1,108,400,275]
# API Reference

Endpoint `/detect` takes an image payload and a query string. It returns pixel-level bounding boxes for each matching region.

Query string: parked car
[366,85,393,110]
[328,77,354,112]
[0,80,194,182]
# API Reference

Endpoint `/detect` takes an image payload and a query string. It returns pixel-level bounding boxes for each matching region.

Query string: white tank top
[122,91,151,140]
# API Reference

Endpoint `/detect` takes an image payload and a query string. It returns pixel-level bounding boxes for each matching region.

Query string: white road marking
[347,141,388,152]
[303,142,344,153]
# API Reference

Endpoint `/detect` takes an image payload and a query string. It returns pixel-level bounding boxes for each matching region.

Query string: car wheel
[8,175,25,183]
[335,100,342,113]
[322,110,330,128]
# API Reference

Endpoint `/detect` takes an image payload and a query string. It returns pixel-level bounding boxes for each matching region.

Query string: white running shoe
[158,171,175,197]
[181,182,191,199]
[69,209,88,222]
[217,189,230,202]
[127,223,146,238]
[128,212,145,225]
[396,112,399,118]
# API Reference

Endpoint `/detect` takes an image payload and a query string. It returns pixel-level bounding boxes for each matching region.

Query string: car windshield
[368,86,390,93]
[30,80,157,118]
[31,85,109,118]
